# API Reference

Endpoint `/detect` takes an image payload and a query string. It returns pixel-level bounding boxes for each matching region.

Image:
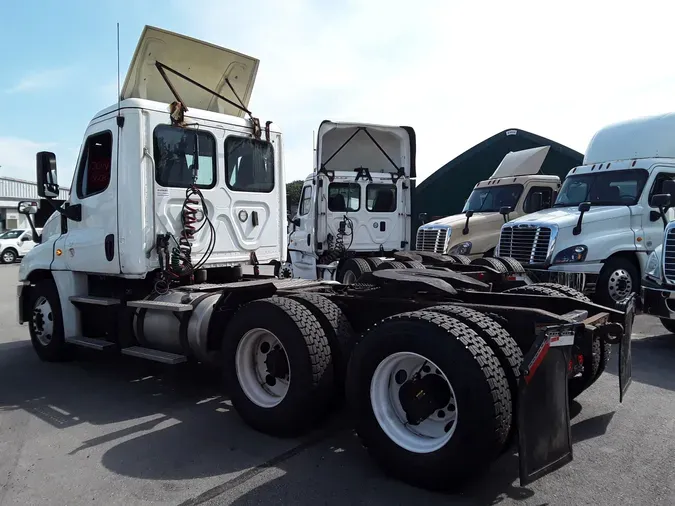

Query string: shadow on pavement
[0,339,615,506]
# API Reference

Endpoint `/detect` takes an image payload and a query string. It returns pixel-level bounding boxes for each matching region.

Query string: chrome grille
[664,227,675,284]
[498,225,552,264]
[416,227,449,253]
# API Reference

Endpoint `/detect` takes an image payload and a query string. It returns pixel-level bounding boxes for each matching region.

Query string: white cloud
[172,0,675,183]
[0,137,76,186]
[5,66,74,94]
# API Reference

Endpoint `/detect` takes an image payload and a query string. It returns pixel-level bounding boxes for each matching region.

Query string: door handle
[307,234,311,246]
[251,211,259,227]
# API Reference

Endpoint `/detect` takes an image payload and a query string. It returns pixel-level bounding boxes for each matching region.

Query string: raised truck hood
[316,121,416,178]
[510,205,631,230]
[489,146,550,179]
[122,25,259,117]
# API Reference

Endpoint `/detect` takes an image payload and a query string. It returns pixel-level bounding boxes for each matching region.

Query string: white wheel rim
[235,328,290,408]
[370,351,457,454]
[342,270,357,285]
[3,251,14,263]
[32,295,54,346]
[608,268,633,301]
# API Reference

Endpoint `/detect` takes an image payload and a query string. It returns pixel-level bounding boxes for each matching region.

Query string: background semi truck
[415,146,560,258]
[287,121,415,283]
[15,25,636,492]
[497,113,675,307]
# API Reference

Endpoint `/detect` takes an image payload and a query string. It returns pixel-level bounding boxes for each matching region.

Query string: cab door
[642,169,675,251]
[288,181,318,277]
[363,181,404,251]
[63,119,120,273]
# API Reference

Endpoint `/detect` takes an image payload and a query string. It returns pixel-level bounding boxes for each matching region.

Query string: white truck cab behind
[288,121,415,282]
[497,113,675,306]
[415,146,560,258]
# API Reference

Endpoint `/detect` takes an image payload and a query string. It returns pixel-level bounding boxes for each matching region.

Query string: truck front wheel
[27,280,71,362]
[594,257,639,308]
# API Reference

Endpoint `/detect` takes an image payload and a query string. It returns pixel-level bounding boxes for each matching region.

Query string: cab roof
[584,112,675,164]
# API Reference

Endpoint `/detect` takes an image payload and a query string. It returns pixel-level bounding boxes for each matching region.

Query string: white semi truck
[497,113,675,307]
[415,146,560,259]
[16,25,636,492]
[287,121,415,283]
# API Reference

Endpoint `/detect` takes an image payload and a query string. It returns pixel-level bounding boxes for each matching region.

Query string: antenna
[312,130,316,171]
[116,22,121,114]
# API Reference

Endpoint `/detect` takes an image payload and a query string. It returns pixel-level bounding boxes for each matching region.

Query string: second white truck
[497,112,675,307]
[415,146,560,258]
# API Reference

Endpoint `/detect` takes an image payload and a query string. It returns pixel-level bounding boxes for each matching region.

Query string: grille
[416,227,449,253]
[664,228,675,284]
[499,225,552,264]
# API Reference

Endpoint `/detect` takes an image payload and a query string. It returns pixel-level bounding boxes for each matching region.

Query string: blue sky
[2,0,675,187]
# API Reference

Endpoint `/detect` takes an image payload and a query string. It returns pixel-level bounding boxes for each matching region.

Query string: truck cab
[497,113,675,307]
[287,121,415,282]
[415,146,560,258]
[17,26,284,344]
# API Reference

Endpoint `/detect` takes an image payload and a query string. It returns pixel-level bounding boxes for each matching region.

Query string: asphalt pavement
[2,263,675,505]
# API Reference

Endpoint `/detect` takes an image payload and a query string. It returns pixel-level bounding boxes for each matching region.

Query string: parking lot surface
[2,263,675,505]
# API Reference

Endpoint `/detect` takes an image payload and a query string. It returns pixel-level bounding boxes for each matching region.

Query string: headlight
[646,250,661,279]
[449,241,472,255]
[552,245,587,264]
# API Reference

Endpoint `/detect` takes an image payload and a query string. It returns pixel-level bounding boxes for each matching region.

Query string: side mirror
[663,179,675,198]
[18,200,38,215]
[530,192,543,212]
[465,210,474,218]
[651,193,671,209]
[292,217,301,227]
[36,151,59,199]
[20,236,30,242]
[578,202,591,213]
[418,212,428,224]
[462,210,474,235]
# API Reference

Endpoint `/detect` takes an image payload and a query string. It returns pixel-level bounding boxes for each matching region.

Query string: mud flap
[517,324,579,486]
[618,294,636,403]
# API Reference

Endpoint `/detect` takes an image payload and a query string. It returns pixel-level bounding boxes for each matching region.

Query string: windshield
[554,169,649,207]
[0,230,24,239]
[462,184,524,213]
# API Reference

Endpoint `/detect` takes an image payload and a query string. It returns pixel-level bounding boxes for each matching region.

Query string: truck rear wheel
[447,254,471,265]
[403,260,425,269]
[493,256,525,273]
[222,297,334,437]
[286,293,355,396]
[470,257,508,273]
[27,280,72,362]
[530,282,591,302]
[365,258,384,269]
[346,311,511,490]
[377,261,407,270]
[338,258,372,284]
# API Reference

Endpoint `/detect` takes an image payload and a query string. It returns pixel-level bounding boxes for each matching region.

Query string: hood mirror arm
[573,201,591,236]
[463,210,474,235]
[499,206,513,224]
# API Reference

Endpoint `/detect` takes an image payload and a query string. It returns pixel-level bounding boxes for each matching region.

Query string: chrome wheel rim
[32,296,54,346]
[608,268,633,301]
[235,328,290,408]
[370,351,457,453]
[2,251,15,263]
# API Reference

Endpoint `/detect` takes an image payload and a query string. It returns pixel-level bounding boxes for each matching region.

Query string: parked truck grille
[664,228,675,284]
[416,227,449,253]
[499,225,552,264]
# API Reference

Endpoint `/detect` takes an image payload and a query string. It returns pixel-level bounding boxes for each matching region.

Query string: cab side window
[76,131,113,199]
[650,173,675,205]
[299,186,312,216]
[523,186,553,213]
